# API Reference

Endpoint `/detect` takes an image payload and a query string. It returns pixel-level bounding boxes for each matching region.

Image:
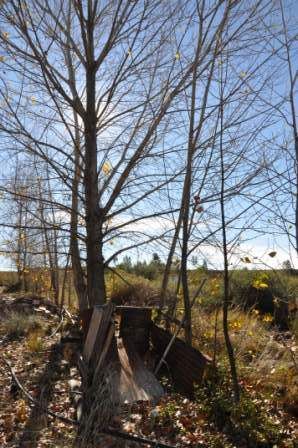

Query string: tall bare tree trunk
[295,135,298,254]
[84,10,106,307]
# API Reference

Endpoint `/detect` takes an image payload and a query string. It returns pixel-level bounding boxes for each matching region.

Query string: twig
[159,311,186,328]
[106,266,133,287]
[46,311,64,339]
[63,306,76,325]
[105,429,177,448]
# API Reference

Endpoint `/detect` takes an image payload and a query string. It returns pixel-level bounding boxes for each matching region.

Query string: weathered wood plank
[83,307,103,363]
[93,322,115,379]
[82,302,115,367]
[118,306,152,356]
[113,337,163,404]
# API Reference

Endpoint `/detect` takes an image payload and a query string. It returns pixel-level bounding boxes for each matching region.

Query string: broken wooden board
[94,322,115,378]
[151,324,211,396]
[107,337,163,404]
[83,307,103,363]
[82,302,114,367]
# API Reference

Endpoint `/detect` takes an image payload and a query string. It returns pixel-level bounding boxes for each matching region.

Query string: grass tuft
[1,311,43,338]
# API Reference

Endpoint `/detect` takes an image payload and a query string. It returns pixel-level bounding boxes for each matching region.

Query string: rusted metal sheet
[117,306,152,356]
[151,324,211,396]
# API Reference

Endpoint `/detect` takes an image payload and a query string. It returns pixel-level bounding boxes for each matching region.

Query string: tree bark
[84,10,106,306]
[295,135,298,254]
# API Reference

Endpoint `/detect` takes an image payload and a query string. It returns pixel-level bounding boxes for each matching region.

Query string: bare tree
[0,0,202,310]
[159,0,278,343]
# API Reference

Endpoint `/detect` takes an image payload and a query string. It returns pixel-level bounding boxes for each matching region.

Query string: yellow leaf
[127,48,132,57]
[16,400,27,423]
[253,280,268,290]
[268,251,277,258]
[102,161,111,175]
[175,51,180,60]
[239,71,247,79]
[31,96,36,104]
[0,55,4,62]
[2,32,9,40]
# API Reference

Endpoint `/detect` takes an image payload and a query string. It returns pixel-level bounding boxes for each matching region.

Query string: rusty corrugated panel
[151,324,211,396]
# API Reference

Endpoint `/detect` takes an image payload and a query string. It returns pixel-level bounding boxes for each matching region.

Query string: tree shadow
[18,342,64,448]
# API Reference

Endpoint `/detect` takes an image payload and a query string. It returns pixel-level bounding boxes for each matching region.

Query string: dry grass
[1,311,43,338]
[191,307,298,415]
[26,330,44,352]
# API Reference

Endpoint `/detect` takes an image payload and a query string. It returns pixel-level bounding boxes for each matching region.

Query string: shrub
[110,282,159,306]
[230,270,296,310]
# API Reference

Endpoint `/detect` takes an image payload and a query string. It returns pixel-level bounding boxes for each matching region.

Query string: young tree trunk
[63,13,88,311]
[70,119,88,311]
[295,135,298,254]
[159,210,183,316]
[219,95,240,403]
[37,176,60,304]
[181,166,193,345]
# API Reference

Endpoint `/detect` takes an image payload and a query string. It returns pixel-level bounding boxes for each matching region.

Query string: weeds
[195,369,284,447]
[1,312,43,339]
[26,330,44,352]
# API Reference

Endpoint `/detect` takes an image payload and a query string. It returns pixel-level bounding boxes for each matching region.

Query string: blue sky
[0,0,297,271]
